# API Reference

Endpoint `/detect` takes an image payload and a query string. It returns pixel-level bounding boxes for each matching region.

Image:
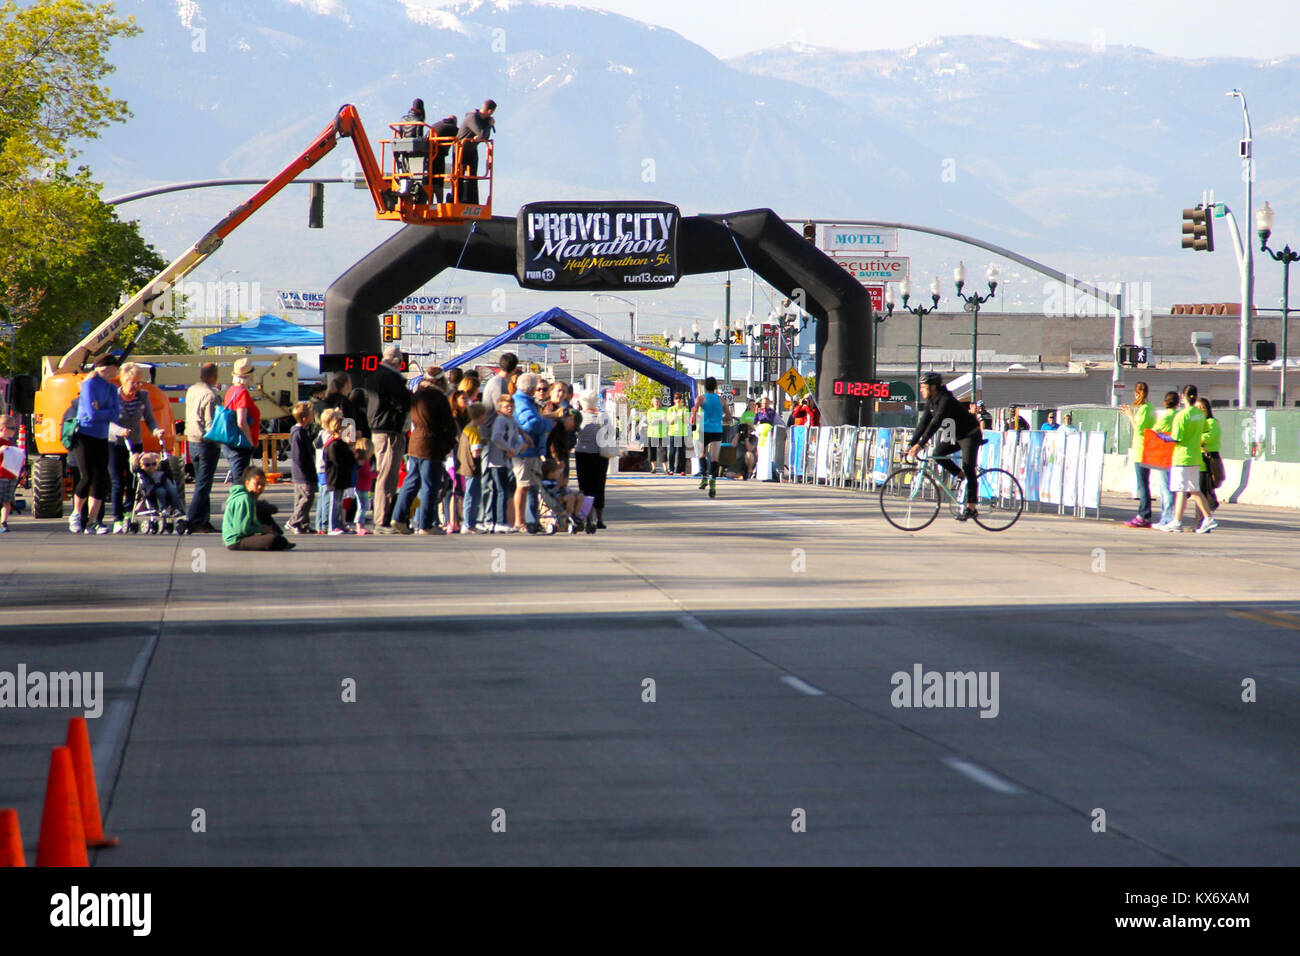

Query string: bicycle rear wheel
[967,468,1024,531]
[879,465,942,531]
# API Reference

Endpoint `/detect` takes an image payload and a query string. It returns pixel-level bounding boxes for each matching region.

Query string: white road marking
[94,632,159,785]
[941,757,1023,794]
[780,675,825,696]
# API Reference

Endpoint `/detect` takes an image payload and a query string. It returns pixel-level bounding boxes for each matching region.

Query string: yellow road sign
[778,367,807,396]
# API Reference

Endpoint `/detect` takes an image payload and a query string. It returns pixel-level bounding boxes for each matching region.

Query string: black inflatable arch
[323,208,874,424]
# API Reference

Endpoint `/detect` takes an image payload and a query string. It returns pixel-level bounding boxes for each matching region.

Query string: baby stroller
[535,478,597,535]
[127,443,188,535]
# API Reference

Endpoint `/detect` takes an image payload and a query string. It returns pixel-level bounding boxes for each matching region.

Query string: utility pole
[724,272,732,398]
[1230,89,1256,409]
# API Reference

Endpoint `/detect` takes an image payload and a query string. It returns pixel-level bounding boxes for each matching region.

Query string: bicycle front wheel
[879,465,942,531]
[968,468,1024,531]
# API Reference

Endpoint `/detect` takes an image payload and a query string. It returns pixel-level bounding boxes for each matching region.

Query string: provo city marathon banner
[516,201,680,290]
[278,291,466,315]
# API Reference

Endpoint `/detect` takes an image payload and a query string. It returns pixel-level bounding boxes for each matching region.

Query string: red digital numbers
[362,354,380,372]
[832,379,890,398]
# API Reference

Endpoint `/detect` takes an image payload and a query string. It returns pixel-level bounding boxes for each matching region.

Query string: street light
[955,261,997,401]
[592,292,637,341]
[898,277,943,408]
[1258,201,1298,407]
[746,318,764,399]
[684,319,724,379]
[1228,88,1256,409]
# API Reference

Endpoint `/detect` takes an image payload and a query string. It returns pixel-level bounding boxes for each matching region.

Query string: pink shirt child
[355,458,376,494]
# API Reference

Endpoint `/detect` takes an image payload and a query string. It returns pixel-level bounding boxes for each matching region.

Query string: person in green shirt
[666,393,690,475]
[1121,382,1156,526]
[1158,384,1216,533]
[1148,392,1178,527]
[646,397,668,474]
[1196,397,1222,511]
[223,466,294,551]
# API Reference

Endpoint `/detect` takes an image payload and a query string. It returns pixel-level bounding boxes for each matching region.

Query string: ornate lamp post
[895,277,943,405]
[689,320,724,380]
[1258,201,1298,407]
[955,261,998,402]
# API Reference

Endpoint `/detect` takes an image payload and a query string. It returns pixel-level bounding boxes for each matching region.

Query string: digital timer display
[832,379,891,398]
[319,353,409,374]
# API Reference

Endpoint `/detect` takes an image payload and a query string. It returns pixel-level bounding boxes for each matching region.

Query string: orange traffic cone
[0,808,25,866]
[66,716,118,848]
[36,747,88,867]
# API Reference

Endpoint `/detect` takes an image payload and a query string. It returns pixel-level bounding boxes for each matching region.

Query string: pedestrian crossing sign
[779,367,807,396]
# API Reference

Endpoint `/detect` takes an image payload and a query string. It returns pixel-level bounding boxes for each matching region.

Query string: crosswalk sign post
[779,366,807,397]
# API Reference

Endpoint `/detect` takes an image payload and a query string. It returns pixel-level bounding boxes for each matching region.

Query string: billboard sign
[516,201,680,290]
[821,226,898,255]
[834,257,909,283]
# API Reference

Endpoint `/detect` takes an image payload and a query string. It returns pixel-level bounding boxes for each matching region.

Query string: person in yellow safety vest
[646,397,668,473]
[666,393,689,475]
[1159,383,1215,534]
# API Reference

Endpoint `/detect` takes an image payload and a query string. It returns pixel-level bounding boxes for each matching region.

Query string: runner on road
[694,377,732,498]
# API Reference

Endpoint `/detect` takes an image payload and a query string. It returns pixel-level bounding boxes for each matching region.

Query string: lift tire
[33,456,65,519]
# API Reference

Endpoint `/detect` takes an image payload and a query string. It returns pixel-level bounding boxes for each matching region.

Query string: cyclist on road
[906,372,982,520]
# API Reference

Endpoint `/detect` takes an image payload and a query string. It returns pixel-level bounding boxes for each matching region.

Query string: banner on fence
[781,426,1104,517]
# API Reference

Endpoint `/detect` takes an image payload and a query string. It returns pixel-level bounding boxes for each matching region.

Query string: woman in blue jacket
[70,354,122,534]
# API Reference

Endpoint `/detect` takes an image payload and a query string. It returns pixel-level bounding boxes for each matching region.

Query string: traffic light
[308,182,324,229]
[444,319,457,343]
[802,222,816,243]
[1181,206,1214,252]
[731,327,743,345]
[508,320,518,330]
[1253,340,1277,362]
[382,313,400,342]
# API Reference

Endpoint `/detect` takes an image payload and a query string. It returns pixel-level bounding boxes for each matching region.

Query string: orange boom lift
[29,104,492,517]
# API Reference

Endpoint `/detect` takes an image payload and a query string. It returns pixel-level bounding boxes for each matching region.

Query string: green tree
[615,334,686,411]
[4,186,167,372]
[0,1,150,375]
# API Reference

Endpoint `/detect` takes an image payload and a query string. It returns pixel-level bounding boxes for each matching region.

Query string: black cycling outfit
[909,388,982,505]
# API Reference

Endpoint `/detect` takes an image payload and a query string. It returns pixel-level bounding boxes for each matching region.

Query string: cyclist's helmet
[920,372,943,388]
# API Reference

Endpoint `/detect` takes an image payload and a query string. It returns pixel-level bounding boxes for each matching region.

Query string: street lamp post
[954,261,998,402]
[896,277,943,407]
[1229,89,1256,409]
[1258,201,1298,407]
[724,273,732,397]
[689,320,724,380]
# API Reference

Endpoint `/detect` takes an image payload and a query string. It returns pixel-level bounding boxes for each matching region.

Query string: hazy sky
[426,0,1296,61]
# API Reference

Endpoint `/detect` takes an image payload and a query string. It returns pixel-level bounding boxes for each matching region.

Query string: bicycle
[878,451,1024,532]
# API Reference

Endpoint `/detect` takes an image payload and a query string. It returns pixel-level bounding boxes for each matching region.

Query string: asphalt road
[2,476,1297,865]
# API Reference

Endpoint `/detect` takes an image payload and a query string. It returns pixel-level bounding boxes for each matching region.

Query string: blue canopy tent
[443,306,696,400]
[202,314,324,348]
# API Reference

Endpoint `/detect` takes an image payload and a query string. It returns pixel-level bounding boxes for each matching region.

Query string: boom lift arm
[50,105,399,378]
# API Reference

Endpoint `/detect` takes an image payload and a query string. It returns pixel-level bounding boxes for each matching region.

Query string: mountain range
[74,0,1300,331]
